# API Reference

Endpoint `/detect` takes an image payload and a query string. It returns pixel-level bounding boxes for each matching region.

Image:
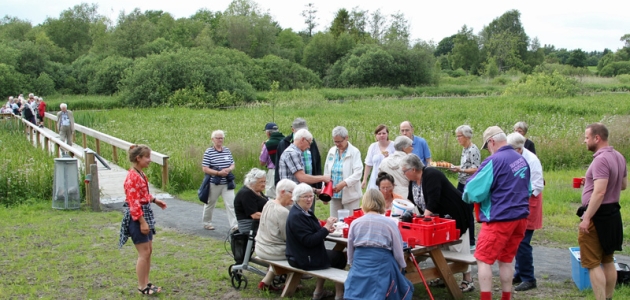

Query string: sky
[3,0,629,52]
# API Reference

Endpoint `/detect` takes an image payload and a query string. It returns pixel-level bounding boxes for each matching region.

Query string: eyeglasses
[300,194,314,199]
[456,135,465,138]
[379,186,393,191]
[213,137,224,140]
[402,168,414,174]
[333,137,346,144]
[303,138,313,145]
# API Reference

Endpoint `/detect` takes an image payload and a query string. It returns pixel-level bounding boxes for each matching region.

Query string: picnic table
[326,235,470,300]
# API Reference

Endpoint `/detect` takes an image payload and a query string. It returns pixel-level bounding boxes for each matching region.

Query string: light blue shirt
[411,136,431,165]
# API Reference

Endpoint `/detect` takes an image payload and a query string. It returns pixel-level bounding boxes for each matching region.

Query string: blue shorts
[128,220,153,244]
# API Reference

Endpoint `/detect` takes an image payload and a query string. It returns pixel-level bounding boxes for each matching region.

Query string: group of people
[5,94,47,127]
[117,117,625,300]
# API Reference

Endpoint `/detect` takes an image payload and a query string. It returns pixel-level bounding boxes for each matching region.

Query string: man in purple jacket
[463,126,531,300]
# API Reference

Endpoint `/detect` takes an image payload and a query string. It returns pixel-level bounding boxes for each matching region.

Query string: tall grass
[0,121,55,206]
[69,93,630,194]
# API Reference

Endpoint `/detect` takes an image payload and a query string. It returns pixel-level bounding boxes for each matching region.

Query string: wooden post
[28,126,33,143]
[55,143,60,157]
[95,139,101,155]
[112,146,118,163]
[84,150,95,206]
[36,130,41,148]
[82,133,87,148]
[44,136,49,153]
[89,164,100,212]
[162,157,169,189]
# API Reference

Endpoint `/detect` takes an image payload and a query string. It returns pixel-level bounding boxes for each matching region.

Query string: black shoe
[514,281,536,291]
[512,277,522,285]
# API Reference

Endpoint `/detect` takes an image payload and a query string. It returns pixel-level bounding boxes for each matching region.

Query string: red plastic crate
[398,217,459,246]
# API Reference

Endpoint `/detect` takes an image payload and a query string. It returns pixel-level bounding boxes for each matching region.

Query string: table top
[325,236,461,253]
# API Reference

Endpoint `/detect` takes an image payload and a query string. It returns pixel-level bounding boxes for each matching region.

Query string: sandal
[460,280,475,292]
[138,284,161,295]
[204,225,215,230]
[312,290,334,300]
[428,278,445,287]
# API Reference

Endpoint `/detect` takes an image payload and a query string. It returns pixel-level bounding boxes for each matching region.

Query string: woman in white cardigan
[324,126,364,218]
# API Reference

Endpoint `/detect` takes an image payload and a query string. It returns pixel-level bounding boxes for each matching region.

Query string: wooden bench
[256,257,348,297]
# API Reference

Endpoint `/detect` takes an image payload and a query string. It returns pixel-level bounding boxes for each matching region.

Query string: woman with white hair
[514,121,536,154]
[255,179,297,291]
[449,125,481,251]
[379,135,413,198]
[324,126,363,218]
[285,183,345,300]
[234,168,269,236]
[201,130,236,230]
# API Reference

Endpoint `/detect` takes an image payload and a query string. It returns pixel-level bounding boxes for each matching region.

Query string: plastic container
[392,199,414,215]
[338,209,350,220]
[570,247,617,290]
[398,217,459,246]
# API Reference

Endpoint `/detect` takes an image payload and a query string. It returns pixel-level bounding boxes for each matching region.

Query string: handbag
[198,174,211,204]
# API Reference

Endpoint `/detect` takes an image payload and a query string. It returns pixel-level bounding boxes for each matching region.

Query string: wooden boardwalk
[26,124,173,204]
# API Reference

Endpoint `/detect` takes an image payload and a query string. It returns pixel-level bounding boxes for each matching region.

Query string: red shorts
[474,219,527,264]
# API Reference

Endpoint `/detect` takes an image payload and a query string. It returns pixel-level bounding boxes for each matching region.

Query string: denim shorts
[128,219,153,244]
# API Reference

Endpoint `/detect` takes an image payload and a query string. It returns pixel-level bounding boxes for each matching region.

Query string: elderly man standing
[57,103,75,146]
[578,123,626,300]
[507,132,544,292]
[463,126,530,300]
[278,128,330,210]
[399,120,431,166]
[260,122,284,199]
[378,135,413,199]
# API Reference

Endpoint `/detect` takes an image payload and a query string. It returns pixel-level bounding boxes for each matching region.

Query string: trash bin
[52,156,81,209]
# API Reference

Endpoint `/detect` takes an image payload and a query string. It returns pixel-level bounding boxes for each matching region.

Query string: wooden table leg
[332,243,346,251]
[280,271,302,297]
[429,248,463,300]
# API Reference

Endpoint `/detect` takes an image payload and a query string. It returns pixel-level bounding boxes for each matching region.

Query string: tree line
[1,1,629,107]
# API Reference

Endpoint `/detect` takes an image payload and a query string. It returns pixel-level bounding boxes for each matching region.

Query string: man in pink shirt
[578,123,627,300]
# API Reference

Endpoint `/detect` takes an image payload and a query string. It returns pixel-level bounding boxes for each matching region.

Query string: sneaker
[512,277,522,285]
[460,280,475,292]
[257,281,282,291]
[514,281,537,291]
[470,245,476,251]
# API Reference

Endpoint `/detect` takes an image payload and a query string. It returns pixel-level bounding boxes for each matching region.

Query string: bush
[119,48,256,107]
[600,62,630,77]
[0,63,28,96]
[167,84,212,108]
[503,71,582,97]
[533,63,591,77]
[88,56,134,95]
[32,72,56,96]
[449,68,467,78]
[254,55,321,90]
[492,76,510,85]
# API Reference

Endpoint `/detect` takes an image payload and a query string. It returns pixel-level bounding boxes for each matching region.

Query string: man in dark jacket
[275,118,323,209]
[260,122,284,198]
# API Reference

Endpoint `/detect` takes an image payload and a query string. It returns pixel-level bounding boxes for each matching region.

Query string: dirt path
[103,196,628,286]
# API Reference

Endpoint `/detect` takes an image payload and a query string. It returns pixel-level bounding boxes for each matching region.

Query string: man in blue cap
[260,122,284,198]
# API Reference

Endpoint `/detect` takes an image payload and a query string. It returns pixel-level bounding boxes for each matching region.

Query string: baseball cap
[264,122,278,131]
[482,126,504,149]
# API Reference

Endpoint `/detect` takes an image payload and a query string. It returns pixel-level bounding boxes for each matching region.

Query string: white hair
[60,103,67,109]
[493,132,507,143]
[332,126,348,138]
[244,168,266,188]
[394,135,412,151]
[276,179,297,196]
[456,125,473,138]
[292,183,314,203]
[211,130,225,139]
[514,121,529,134]
[401,154,424,171]
[294,128,312,142]
[507,132,526,149]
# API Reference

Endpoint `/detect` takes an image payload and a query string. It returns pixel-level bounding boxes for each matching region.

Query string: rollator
[227,230,285,289]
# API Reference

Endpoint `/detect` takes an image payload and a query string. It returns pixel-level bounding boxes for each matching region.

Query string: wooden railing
[44,112,170,189]
[13,115,86,159]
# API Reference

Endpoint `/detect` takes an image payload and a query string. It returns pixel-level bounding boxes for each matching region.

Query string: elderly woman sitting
[255,179,297,291]
[344,189,413,300]
[234,168,269,236]
[286,183,346,300]
[324,126,363,218]
[376,172,403,211]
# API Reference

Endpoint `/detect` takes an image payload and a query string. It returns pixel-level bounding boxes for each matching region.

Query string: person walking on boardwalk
[578,123,626,300]
[118,144,167,295]
[56,103,75,146]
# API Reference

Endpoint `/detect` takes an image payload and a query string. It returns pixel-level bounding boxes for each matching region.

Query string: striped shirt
[202,147,234,185]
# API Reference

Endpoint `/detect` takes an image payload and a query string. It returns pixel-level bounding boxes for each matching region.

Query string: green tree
[302,32,338,76]
[567,49,587,68]
[88,56,134,94]
[33,72,56,96]
[111,9,158,58]
[383,12,410,47]
[275,29,304,62]
[367,9,387,44]
[43,3,103,62]
[0,16,32,41]
[0,63,27,96]
[449,25,479,74]
[486,57,499,78]
[480,10,529,72]
[435,34,456,57]
[330,9,351,37]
